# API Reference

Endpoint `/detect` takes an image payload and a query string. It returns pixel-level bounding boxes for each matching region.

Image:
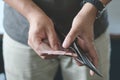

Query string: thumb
[62,28,78,48]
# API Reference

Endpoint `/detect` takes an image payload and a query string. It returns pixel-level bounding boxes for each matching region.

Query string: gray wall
[107,0,120,34]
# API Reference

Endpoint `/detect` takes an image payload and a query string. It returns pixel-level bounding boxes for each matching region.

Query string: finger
[85,41,98,76]
[40,51,65,56]
[76,37,96,76]
[65,53,78,57]
[33,42,75,59]
[62,28,78,48]
[37,42,52,51]
[47,28,60,50]
[28,35,43,52]
[34,42,53,57]
[37,50,58,59]
[40,50,77,57]
[88,42,98,67]
[77,36,86,50]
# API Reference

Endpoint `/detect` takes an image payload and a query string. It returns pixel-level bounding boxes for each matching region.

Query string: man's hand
[28,13,76,59]
[28,13,60,59]
[62,3,98,76]
[4,0,75,59]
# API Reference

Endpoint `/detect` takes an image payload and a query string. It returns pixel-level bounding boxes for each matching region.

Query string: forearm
[4,0,46,22]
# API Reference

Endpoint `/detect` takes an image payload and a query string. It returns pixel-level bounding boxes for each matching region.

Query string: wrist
[78,3,97,21]
[27,11,46,24]
[25,3,46,23]
[81,0,111,19]
[82,0,112,12]
[82,0,105,12]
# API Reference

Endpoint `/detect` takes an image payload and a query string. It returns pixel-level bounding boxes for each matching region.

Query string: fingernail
[90,70,94,76]
[62,40,68,48]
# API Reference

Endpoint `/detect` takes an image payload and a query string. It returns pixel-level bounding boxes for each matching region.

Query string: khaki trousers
[3,31,110,80]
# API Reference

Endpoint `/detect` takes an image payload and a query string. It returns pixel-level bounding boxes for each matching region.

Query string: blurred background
[0,1,5,80]
[107,0,120,80]
[0,0,120,80]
